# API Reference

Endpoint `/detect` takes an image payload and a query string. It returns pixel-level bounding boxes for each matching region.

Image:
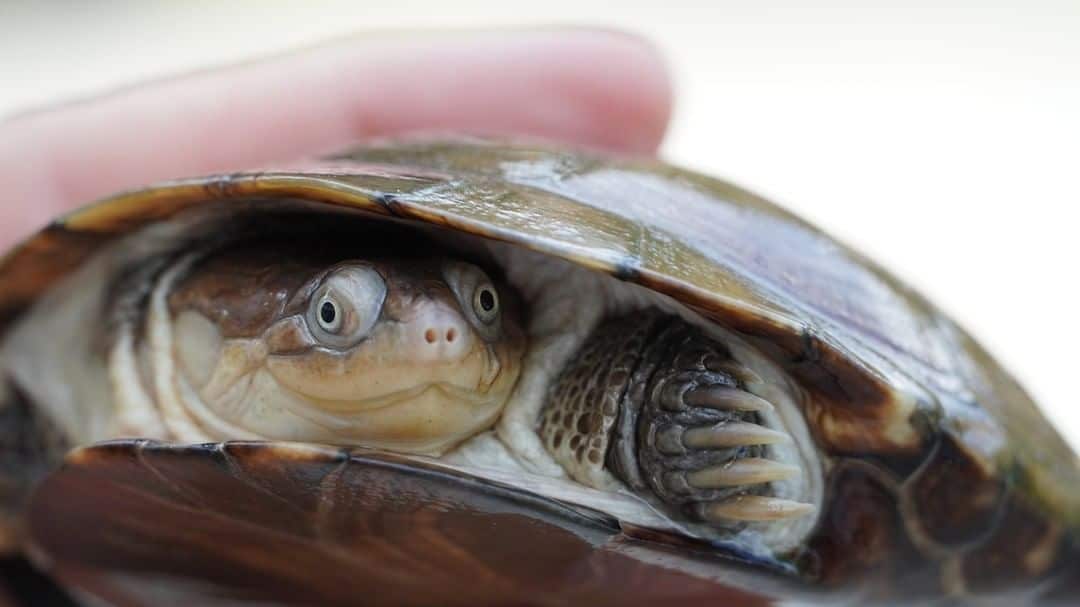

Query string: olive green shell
[1,138,1076,603]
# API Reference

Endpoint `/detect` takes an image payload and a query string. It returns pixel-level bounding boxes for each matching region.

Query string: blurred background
[2,1,1078,449]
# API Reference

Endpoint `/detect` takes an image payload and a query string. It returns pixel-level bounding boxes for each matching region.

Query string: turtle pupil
[479,289,496,312]
[320,301,337,325]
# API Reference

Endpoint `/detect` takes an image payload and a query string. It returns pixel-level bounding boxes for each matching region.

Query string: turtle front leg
[539,312,813,534]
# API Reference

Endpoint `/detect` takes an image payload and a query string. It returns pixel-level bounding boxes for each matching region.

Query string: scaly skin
[540,312,812,535]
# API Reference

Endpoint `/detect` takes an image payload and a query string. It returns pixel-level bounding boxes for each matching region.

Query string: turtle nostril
[446,328,457,342]
[424,329,437,344]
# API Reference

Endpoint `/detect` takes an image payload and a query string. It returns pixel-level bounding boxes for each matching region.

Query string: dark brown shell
[28,441,789,606]
[2,138,1077,603]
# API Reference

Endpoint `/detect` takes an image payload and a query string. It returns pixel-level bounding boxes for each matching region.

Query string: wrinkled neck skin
[112,239,526,457]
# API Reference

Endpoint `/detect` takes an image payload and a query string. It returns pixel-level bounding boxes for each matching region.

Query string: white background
[2,1,1078,450]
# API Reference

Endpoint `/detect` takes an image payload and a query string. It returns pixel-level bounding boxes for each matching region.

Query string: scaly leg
[539,312,812,534]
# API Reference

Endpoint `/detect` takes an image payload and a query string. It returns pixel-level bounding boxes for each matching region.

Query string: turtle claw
[639,373,808,527]
[704,358,764,387]
[558,314,816,535]
[700,495,816,523]
[683,385,775,413]
[655,421,790,456]
[627,328,812,531]
[683,422,791,449]
[685,458,800,489]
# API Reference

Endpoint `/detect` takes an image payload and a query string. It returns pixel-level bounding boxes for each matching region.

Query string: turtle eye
[472,285,500,324]
[316,298,342,333]
[443,261,501,341]
[307,265,386,348]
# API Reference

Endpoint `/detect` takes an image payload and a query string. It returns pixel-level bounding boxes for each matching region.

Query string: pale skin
[163,254,526,455]
[0,28,673,250]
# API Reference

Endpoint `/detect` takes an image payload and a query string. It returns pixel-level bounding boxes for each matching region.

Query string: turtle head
[263,259,526,452]
[164,254,526,456]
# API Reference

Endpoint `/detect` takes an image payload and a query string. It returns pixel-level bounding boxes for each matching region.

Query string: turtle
[0,137,1076,606]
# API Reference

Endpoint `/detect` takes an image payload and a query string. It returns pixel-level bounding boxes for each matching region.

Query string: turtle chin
[265,381,514,456]
[181,377,512,456]
[260,352,523,456]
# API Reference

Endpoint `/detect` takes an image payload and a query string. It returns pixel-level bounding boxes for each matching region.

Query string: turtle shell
[1,138,1077,604]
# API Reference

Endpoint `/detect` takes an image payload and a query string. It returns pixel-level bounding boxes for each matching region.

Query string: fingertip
[544,28,674,153]
[0,27,675,239]
[312,27,674,154]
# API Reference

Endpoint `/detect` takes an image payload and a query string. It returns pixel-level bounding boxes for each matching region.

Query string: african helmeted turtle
[0,138,1075,605]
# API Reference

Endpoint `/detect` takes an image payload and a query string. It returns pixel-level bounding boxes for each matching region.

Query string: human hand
[0,28,672,250]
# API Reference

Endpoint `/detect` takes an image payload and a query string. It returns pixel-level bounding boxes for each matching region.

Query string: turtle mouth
[290,382,492,416]
[271,380,512,454]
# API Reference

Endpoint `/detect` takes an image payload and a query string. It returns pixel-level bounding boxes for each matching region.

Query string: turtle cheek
[262,316,315,355]
[173,310,224,389]
[263,346,388,405]
[484,326,526,395]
